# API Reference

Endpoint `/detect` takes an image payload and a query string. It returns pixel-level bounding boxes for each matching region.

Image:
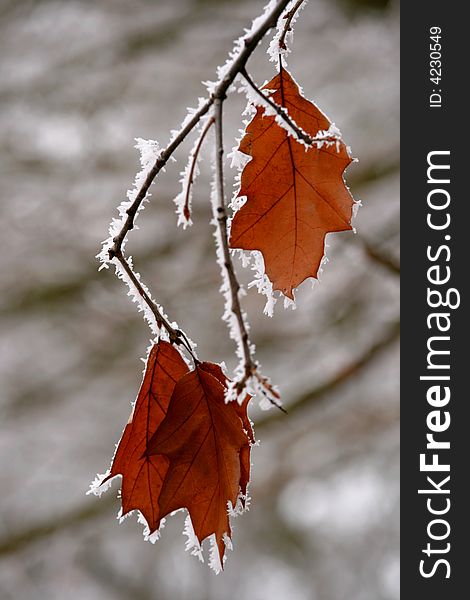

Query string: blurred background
[0,0,399,598]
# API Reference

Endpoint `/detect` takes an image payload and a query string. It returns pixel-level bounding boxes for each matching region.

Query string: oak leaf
[147,361,253,564]
[196,361,254,503]
[230,67,355,299]
[104,340,189,531]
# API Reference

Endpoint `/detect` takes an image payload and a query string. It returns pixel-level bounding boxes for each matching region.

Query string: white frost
[203,0,279,97]
[210,158,255,399]
[183,514,204,563]
[137,512,166,544]
[173,115,212,228]
[229,490,252,517]
[267,0,310,66]
[97,138,161,269]
[208,534,223,574]
[87,469,114,497]
[95,138,197,350]
[230,84,354,314]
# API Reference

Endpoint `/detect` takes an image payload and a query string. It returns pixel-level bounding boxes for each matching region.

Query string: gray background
[0,0,399,598]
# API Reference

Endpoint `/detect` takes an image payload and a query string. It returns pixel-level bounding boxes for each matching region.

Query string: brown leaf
[193,361,254,502]
[147,362,253,564]
[229,66,355,299]
[105,341,189,531]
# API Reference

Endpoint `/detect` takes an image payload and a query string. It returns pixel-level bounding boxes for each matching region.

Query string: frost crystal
[97,138,161,269]
[267,0,310,66]
[87,469,113,497]
[229,490,252,518]
[89,475,166,544]
[208,534,224,574]
[173,115,212,228]
[112,256,159,336]
[230,83,354,314]
[210,160,254,398]
[183,514,204,563]
[95,136,197,348]
[204,0,279,96]
[137,512,166,544]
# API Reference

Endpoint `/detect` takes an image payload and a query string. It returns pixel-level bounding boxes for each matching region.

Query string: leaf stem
[182,116,215,222]
[278,0,306,51]
[241,68,339,148]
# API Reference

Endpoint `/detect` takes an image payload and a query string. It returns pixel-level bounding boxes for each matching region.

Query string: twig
[213,96,293,411]
[213,99,255,384]
[109,0,291,259]
[106,0,292,349]
[182,116,215,221]
[255,372,288,413]
[113,250,173,336]
[241,67,338,148]
[278,0,306,51]
[113,249,196,360]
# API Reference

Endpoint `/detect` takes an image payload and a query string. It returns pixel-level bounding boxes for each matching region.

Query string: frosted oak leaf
[230,67,355,299]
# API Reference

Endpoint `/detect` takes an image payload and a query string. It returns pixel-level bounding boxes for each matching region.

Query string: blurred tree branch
[362,239,400,275]
[255,318,399,428]
[0,495,115,558]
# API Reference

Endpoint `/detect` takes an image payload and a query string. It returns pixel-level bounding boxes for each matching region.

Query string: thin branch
[109,0,291,260]
[278,0,306,51]
[214,98,286,413]
[106,0,292,348]
[182,116,215,221]
[114,250,197,359]
[213,99,254,382]
[213,98,284,410]
[241,67,340,147]
[113,250,173,335]
[108,117,208,260]
[254,372,287,412]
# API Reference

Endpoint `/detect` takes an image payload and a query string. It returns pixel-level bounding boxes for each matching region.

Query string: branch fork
[100,0,301,407]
